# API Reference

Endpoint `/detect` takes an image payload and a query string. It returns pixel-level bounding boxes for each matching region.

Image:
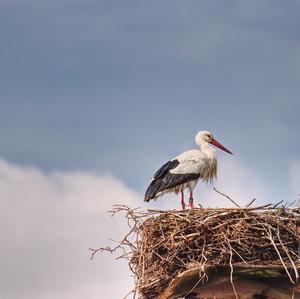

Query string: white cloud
[0,159,140,299]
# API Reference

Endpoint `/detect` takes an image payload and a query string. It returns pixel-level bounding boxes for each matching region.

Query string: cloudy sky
[1,1,300,298]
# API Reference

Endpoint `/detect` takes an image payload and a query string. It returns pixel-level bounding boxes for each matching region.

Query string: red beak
[210,138,233,155]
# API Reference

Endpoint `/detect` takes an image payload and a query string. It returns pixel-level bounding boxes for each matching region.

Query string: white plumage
[144,130,232,209]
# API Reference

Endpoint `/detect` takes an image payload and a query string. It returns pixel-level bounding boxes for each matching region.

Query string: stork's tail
[144,179,161,202]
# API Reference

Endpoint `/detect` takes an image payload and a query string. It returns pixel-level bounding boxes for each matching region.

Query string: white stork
[144,130,233,209]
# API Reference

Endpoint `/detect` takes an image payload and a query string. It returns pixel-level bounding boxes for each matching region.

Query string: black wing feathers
[144,159,199,202]
[153,159,179,179]
[145,160,179,202]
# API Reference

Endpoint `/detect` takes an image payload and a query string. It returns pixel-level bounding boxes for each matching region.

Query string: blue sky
[1,1,300,196]
[1,1,300,298]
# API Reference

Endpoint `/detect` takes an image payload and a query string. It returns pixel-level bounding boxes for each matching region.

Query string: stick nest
[91,205,300,299]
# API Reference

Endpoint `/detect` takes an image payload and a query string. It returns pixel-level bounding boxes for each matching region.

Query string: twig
[245,198,256,207]
[287,200,296,209]
[89,246,115,260]
[226,238,238,299]
[273,200,284,208]
[267,227,295,284]
[277,229,299,282]
[213,188,241,208]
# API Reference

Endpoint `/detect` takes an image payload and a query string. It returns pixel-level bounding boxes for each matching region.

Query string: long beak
[210,138,233,155]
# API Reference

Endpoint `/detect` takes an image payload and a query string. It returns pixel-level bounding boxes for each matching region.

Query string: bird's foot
[181,202,186,210]
[189,198,194,208]
[198,203,203,208]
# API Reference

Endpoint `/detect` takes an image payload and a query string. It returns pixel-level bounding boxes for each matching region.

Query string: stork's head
[195,130,233,155]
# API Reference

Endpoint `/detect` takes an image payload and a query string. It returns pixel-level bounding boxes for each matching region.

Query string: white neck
[198,141,215,158]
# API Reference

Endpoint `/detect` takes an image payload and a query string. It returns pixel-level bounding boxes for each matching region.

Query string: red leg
[181,191,186,210]
[189,191,194,208]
